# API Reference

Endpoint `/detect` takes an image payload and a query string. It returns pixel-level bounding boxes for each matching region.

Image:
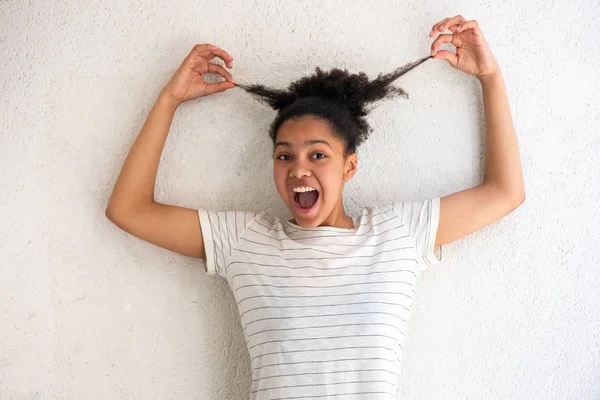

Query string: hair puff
[235,55,432,157]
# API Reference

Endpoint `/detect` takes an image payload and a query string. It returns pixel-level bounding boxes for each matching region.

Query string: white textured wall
[1,0,599,399]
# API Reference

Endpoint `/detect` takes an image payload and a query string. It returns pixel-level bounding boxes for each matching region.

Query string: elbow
[510,191,525,208]
[515,184,526,205]
[105,204,118,222]
[495,186,525,210]
[105,205,129,231]
[105,201,149,224]
[105,195,131,221]
[502,182,526,208]
[485,180,525,208]
[105,200,127,222]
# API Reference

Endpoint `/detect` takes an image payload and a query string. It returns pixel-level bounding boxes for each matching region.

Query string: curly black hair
[233,55,433,158]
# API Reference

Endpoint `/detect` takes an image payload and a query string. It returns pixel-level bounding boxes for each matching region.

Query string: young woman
[106,15,524,399]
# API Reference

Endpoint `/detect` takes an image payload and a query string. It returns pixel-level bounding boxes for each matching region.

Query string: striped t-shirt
[198,198,443,400]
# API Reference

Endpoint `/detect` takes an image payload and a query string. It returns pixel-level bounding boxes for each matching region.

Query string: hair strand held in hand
[233,55,433,157]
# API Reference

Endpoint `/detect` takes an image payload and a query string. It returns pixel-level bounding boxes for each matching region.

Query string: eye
[275,153,326,161]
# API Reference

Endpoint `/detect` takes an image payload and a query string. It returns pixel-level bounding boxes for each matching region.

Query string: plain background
[1,0,599,399]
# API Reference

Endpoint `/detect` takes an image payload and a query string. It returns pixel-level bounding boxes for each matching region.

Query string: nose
[288,159,312,178]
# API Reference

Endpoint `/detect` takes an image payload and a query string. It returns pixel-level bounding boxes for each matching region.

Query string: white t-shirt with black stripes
[198,198,443,400]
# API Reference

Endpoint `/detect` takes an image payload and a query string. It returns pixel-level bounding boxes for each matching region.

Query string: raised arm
[105,44,236,260]
[429,16,525,247]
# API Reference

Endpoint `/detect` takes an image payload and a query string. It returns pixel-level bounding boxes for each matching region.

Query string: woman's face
[273,115,357,228]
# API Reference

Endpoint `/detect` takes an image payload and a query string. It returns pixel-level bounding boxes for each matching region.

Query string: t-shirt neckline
[284,215,359,232]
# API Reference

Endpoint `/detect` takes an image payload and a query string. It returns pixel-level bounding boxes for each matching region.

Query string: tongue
[298,191,318,208]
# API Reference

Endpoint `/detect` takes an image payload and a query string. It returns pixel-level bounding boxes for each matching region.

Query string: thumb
[204,81,236,96]
[433,50,458,69]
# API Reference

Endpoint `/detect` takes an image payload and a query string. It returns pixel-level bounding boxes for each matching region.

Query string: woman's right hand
[161,44,236,107]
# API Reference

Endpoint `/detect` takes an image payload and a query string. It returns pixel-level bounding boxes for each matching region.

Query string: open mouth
[293,189,319,212]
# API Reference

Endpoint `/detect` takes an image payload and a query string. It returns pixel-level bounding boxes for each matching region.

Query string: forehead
[276,116,342,148]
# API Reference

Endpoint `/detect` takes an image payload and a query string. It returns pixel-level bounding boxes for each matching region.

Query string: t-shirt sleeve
[393,197,443,275]
[197,210,257,277]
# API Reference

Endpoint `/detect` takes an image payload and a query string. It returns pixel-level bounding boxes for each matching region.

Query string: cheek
[273,167,288,197]
[317,167,344,200]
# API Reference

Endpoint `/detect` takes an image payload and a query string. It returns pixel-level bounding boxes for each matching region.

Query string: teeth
[293,186,316,193]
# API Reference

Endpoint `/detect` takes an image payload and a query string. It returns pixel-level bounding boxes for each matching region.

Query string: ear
[343,153,358,182]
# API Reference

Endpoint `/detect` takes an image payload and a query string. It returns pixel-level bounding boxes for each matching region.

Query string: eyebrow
[274,139,332,150]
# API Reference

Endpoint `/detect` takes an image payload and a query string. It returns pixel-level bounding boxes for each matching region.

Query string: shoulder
[361,201,438,230]
[197,209,267,240]
[362,203,396,221]
[390,198,439,221]
[350,203,399,231]
[256,210,290,231]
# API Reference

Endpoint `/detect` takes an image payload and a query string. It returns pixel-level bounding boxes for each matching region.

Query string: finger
[205,45,234,68]
[430,18,449,36]
[431,33,453,56]
[203,81,236,96]
[193,43,218,52]
[430,15,466,36]
[189,43,221,59]
[456,20,481,36]
[445,23,463,33]
[439,15,465,31]
[189,44,234,69]
[206,62,236,84]
[432,49,458,69]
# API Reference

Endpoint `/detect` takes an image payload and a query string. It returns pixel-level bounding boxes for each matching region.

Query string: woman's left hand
[429,15,500,79]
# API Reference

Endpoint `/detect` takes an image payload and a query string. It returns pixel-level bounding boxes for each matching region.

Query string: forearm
[479,71,525,202]
[106,90,180,214]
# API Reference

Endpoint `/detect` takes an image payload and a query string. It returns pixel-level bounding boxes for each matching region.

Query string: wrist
[478,69,503,86]
[158,88,182,110]
[477,60,502,84]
